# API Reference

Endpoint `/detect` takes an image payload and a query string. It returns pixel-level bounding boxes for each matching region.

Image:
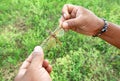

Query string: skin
[15,4,120,81]
[60,4,120,48]
[14,46,52,81]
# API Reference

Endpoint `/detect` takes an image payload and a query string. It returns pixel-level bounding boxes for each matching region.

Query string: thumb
[62,18,80,29]
[30,46,44,68]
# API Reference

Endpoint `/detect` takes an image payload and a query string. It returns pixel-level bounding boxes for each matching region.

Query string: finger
[30,46,44,68]
[62,17,82,29]
[59,16,65,27]
[62,4,76,19]
[71,7,79,18]
[20,53,33,70]
[18,53,33,76]
[59,16,69,31]
[46,65,52,74]
[43,59,49,68]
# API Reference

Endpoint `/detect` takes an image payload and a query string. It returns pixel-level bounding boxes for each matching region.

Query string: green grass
[0,0,120,81]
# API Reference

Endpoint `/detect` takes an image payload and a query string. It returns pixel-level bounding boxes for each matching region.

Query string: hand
[14,46,52,81]
[60,4,104,36]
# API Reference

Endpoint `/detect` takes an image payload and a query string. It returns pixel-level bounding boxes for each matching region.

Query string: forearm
[99,22,120,48]
[61,4,120,48]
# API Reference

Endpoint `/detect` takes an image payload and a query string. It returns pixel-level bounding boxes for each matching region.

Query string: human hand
[14,46,52,81]
[60,4,104,36]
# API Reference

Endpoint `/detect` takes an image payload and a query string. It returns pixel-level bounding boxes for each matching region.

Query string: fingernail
[63,22,68,28]
[63,13,67,19]
[34,46,42,52]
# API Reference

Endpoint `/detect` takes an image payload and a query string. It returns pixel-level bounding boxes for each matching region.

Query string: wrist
[93,18,107,37]
[98,22,120,48]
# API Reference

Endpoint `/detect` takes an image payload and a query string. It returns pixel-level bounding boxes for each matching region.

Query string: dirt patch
[14,18,28,32]
[1,63,22,81]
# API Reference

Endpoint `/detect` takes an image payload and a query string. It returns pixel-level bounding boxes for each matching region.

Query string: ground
[0,0,120,81]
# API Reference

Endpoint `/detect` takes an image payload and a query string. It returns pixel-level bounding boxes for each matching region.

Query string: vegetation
[0,0,120,81]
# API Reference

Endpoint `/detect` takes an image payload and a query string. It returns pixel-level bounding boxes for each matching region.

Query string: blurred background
[0,0,120,81]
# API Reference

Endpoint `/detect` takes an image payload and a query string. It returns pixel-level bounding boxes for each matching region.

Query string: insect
[50,33,62,45]
[40,27,64,50]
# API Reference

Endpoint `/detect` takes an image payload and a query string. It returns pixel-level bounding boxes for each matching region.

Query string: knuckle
[79,6,85,11]
[63,4,72,9]
[28,65,37,71]
[71,12,76,18]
